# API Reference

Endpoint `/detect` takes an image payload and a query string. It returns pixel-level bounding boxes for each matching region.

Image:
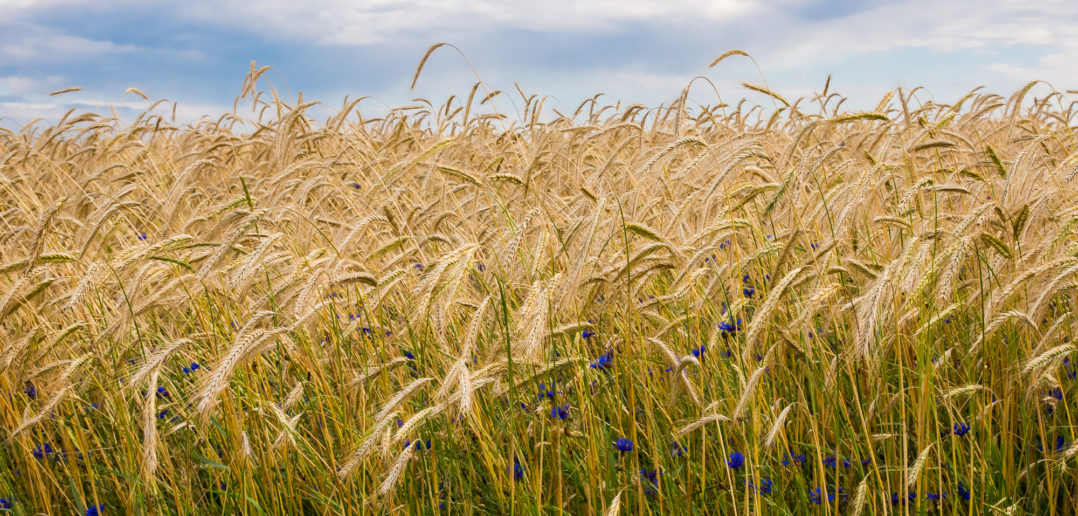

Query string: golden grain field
[1,55,1078,514]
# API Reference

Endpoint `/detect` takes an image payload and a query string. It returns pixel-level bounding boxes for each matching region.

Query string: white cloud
[175,0,761,45]
[753,0,1078,67]
[0,23,138,62]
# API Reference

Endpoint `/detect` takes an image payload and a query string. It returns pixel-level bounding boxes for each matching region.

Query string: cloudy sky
[1,0,1076,127]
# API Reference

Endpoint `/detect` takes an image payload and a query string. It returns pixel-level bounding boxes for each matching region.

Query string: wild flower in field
[810,487,841,505]
[1048,388,1063,401]
[860,457,872,466]
[157,409,169,420]
[822,456,850,468]
[954,423,971,436]
[690,344,705,358]
[582,329,596,340]
[957,481,971,501]
[404,439,431,450]
[743,286,755,298]
[590,351,614,370]
[32,444,54,459]
[511,457,525,480]
[671,441,687,457]
[537,382,556,401]
[85,505,103,516]
[718,318,742,336]
[550,404,569,420]
[727,452,744,469]
[747,478,772,495]
[156,386,170,399]
[891,492,915,505]
[23,383,36,399]
[351,182,360,189]
[403,350,415,360]
[781,452,806,466]
[640,468,659,492]
[926,492,947,502]
[137,232,147,241]
[1035,436,1067,453]
[614,438,633,452]
[0,498,11,509]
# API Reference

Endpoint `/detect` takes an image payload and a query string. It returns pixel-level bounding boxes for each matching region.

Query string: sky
[1,0,1077,128]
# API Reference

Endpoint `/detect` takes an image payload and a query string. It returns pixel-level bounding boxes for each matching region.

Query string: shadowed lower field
[1,67,1077,514]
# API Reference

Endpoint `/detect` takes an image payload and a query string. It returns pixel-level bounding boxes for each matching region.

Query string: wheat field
[2,54,1078,514]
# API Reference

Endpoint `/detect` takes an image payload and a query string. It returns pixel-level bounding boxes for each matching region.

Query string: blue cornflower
[582,329,596,340]
[0,498,10,509]
[550,404,569,420]
[404,439,432,450]
[403,350,415,360]
[748,477,773,495]
[690,344,706,358]
[954,423,971,436]
[157,409,169,420]
[183,366,190,374]
[891,492,915,505]
[590,351,614,370]
[414,264,424,270]
[537,382,556,401]
[1049,388,1063,401]
[614,438,634,453]
[190,361,199,371]
[351,182,360,189]
[671,441,687,457]
[810,487,832,505]
[85,505,103,516]
[727,451,744,469]
[718,318,742,336]
[810,242,818,250]
[137,232,147,241]
[957,481,971,501]
[156,386,169,398]
[511,457,525,480]
[743,287,755,298]
[640,468,659,487]
[926,492,947,502]
[32,444,54,459]
[860,457,872,466]
[23,384,36,399]
[781,452,806,466]
[742,274,750,283]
